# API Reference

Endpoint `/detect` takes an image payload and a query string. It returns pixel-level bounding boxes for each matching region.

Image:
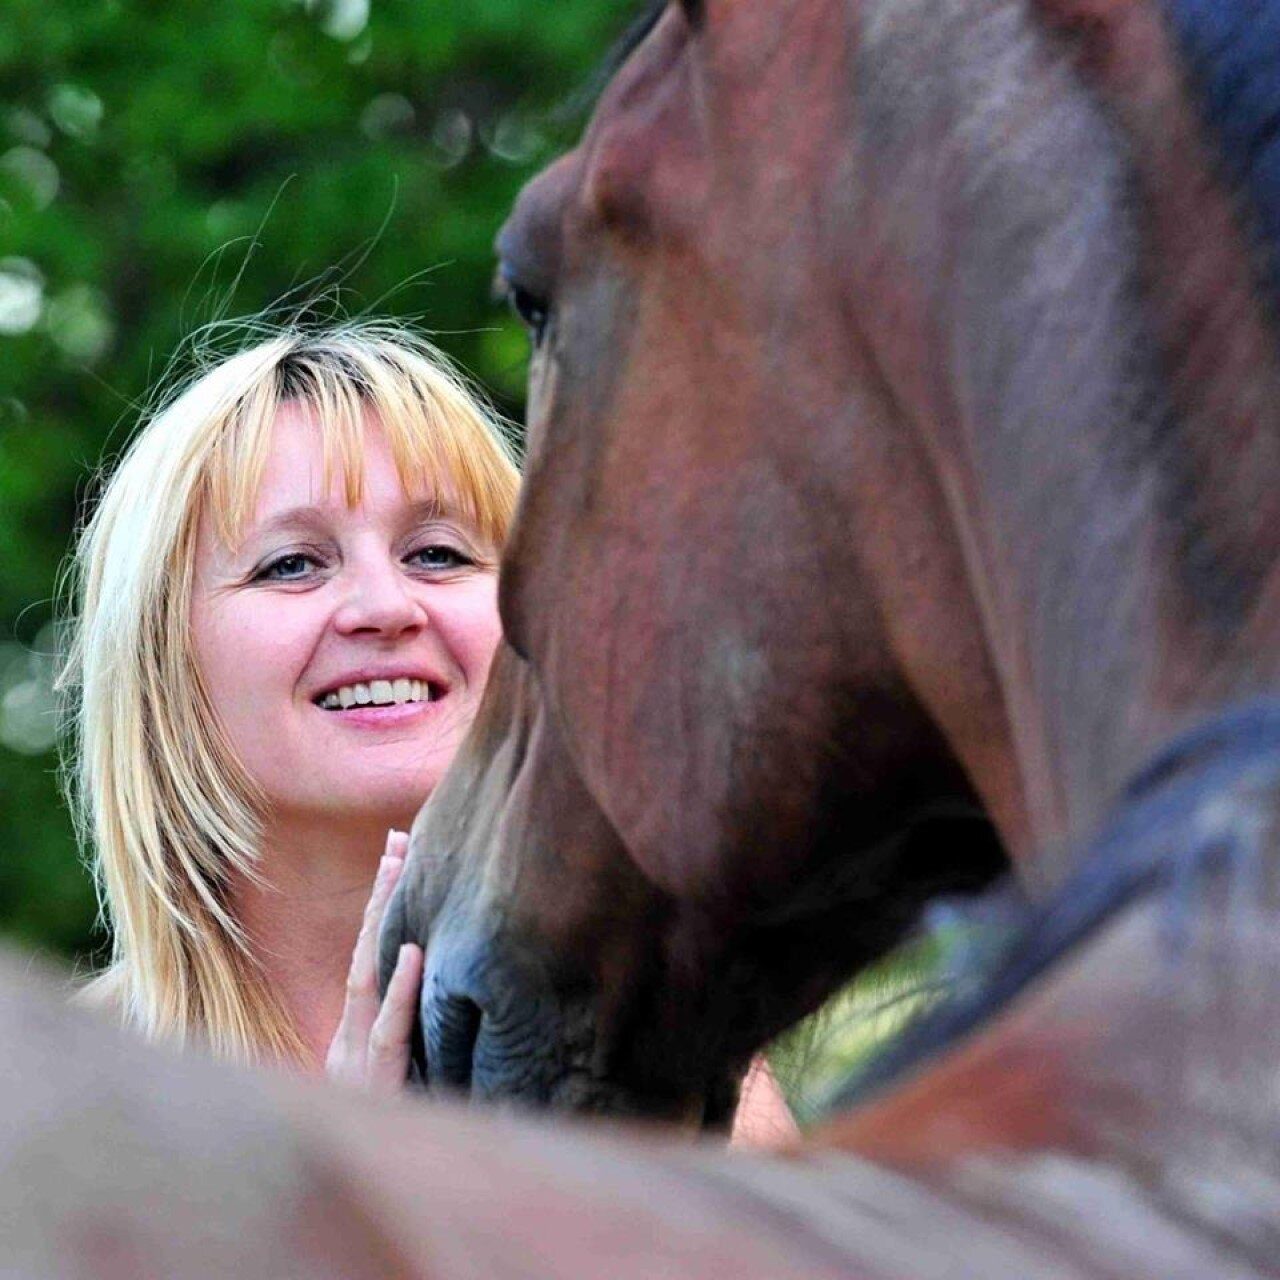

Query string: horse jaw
[819,880,1280,1270]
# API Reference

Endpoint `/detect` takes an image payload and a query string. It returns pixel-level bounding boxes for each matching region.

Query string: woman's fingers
[326,830,415,1089]
[365,943,424,1093]
[346,837,407,1022]
[355,831,410,980]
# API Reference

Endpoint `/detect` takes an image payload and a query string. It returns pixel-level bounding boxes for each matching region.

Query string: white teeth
[319,679,434,709]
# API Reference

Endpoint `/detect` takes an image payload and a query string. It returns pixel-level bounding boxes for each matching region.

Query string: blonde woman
[61,321,792,1136]
[60,322,515,1079]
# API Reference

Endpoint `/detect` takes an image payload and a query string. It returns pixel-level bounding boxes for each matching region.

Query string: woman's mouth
[314,678,442,710]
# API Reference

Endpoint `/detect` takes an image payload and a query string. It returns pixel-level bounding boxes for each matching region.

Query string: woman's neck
[234,814,391,1070]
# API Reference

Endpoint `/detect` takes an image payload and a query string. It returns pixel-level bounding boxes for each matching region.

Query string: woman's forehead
[213,399,472,546]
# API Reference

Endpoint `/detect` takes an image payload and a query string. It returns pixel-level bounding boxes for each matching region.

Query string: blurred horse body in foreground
[12,0,1280,1274]
[8,939,1276,1278]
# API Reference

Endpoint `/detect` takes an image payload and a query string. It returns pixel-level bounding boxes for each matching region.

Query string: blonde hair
[60,321,520,1064]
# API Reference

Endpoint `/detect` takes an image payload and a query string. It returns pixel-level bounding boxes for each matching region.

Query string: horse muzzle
[382,878,735,1123]
[411,921,565,1104]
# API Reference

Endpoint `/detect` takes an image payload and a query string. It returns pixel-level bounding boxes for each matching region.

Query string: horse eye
[508,283,550,345]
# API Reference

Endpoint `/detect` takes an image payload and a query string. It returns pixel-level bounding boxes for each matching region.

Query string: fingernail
[398,943,415,966]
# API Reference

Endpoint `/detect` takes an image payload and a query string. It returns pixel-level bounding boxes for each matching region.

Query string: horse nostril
[425,984,483,1091]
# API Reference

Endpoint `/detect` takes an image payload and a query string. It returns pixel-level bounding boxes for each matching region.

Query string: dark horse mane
[1166,0,1280,291]
[839,0,1280,1113]
[560,2,670,121]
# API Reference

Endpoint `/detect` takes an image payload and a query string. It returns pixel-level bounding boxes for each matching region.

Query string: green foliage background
[0,0,635,968]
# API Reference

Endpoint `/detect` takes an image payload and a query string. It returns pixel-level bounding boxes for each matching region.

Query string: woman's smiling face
[191,400,503,835]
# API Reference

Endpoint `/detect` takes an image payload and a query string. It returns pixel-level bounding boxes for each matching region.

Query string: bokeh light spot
[205,200,247,240]
[0,625,59,757]
[306,0,370,42]
[45,284,113,362]
[0,258,45,335]
[360,93,415,141]
[428,108,472,169]
[1,147,60,210]
[484,114,544,166]
[5,108,51,149]
[0,397,27,425]
[48,85,104,141]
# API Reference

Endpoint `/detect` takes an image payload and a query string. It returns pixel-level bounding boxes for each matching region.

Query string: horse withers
[382,0,1280,1205]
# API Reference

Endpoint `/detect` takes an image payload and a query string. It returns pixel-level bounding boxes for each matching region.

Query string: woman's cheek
[447,578,504,688]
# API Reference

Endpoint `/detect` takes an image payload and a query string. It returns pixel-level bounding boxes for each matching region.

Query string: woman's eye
[257,552,318,581]
[409,544,472,571]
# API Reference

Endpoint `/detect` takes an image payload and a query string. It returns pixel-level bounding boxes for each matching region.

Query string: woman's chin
[274,779,442,837]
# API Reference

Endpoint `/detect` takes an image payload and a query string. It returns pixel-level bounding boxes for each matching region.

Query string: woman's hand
[325,829,424,1093]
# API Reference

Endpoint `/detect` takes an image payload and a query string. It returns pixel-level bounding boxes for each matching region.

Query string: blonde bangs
[201,375,282,551]
[369,350,520,552]
[200,328,518,555]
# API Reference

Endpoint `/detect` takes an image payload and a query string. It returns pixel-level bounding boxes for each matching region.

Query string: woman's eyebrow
[246,497,468,542]
[245,506,334,542]
[404,497,468,524]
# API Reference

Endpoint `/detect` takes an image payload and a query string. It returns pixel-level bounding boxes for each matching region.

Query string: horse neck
[822,887,1280,1267]
[859,0,1280,878]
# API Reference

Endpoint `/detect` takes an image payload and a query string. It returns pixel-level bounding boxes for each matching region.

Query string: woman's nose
[332,559,426,637]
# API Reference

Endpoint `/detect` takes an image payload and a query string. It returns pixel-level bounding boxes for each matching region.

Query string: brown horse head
[383,0,1280,1121]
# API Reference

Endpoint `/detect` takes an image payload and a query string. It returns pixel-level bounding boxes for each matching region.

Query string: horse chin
[544,1072,735,1134]
[414,948,739,1131]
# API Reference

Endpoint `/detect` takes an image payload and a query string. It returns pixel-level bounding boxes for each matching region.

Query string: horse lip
[422,935,568,1104]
